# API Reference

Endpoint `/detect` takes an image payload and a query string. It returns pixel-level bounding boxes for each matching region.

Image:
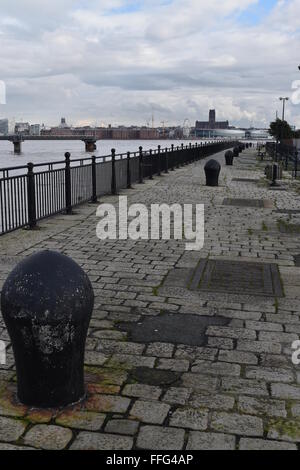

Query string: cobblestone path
[1,147,300,450]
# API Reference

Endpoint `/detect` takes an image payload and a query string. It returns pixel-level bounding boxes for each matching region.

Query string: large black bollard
[225,150,234,166]
[233,147,239,158]
[204,159,221,186]
[1,250,94,408]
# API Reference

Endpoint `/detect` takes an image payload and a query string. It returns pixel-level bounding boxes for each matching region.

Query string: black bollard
[204,159,221,186]
[1,250,94,408]
[225,150,234,166]
[233,147,239,158]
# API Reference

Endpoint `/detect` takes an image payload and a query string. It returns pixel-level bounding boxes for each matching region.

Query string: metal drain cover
[222,198,274,209]
[231,178,259,183]
[190,259,283,297]
[277,209,300,215]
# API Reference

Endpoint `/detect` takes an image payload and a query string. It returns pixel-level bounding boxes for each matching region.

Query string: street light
[277,97,289,154]
[279,97,289,121]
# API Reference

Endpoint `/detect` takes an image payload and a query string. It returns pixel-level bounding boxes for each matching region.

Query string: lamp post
[278,97,289,153]
[279,97,289,122]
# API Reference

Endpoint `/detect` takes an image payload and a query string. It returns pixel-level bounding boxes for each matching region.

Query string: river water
[0,139,215,169]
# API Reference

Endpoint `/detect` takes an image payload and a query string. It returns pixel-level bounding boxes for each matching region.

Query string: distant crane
[160,120,168,138]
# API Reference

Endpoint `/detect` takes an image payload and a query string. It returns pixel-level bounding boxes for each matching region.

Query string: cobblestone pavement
[1,147,300,450]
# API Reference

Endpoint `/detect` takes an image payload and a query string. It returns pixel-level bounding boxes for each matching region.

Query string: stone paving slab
[0,147,300,450]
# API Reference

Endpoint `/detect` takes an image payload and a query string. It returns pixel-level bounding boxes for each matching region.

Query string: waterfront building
[59,117,68,128]
[30,124,41,135]
[195,110,229,137]
[0,118,8,135]
[41,124,159,139]
[15,122,30,135]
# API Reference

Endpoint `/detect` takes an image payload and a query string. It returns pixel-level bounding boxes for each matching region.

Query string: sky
[0,0,300,129]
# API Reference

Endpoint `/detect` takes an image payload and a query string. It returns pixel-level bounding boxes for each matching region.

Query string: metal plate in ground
[189,259,283,297]
[222,198,274,209]
[231,178,259,183]
[268,186,286,191]
[117,313,230,346]
[276,209,300,215]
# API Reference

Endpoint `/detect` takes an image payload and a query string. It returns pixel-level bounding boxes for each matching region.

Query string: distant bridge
[0,134,99,153]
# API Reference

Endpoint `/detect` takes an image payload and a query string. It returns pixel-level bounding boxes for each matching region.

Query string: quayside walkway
[1,147,300,450]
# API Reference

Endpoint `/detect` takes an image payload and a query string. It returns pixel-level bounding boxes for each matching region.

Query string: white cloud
[0,0,299,128]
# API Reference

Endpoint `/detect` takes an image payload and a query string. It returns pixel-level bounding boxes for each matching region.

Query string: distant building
[42,124,159,140]
[0,118,9,135]
[30,124,41,136]
[15,122,30,135]
[59,117,68,128]
[195,110,229,137]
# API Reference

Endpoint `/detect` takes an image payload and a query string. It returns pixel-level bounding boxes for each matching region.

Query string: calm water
[0,139,213,169]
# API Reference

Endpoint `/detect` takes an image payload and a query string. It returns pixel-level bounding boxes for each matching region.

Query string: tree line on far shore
[269,118,300,141]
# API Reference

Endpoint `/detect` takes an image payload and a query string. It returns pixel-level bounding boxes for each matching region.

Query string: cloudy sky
[0,0,300,128]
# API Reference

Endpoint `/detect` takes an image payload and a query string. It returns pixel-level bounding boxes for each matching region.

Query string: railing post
[181,143,184,166]
[164,147,169,173]
[157,145,161,176]
[27,162,37,229]
[275,141,278,162]
[65,152,72,215]
[185,145,189,165]
[127,151,132,189]
[198,142,201,160]
[111,148,117,194]
[171,144,175,170]
[139,146,144,183]
[149,149,153,179]
[285,151,288,171]
[294,149,298,179]
[176,146,180,168]
[91,155,98,203]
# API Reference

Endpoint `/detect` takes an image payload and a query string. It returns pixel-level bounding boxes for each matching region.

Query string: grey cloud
[0,0,299,128]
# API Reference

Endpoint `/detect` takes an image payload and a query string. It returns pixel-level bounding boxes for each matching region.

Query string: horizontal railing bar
[0,141,224,174]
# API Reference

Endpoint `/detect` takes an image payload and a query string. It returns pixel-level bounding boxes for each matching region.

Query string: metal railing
[266,142,299,178]
[0,141,235,235]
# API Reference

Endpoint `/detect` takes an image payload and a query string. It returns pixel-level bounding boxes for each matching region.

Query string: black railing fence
[0,141,235,235]
[266,142,299,179]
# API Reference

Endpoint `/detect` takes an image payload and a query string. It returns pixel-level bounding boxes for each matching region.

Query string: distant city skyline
[0,1,299,128]
[0,112,270,134]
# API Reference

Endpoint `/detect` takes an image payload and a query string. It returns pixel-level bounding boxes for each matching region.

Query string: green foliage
[294,129,300,138]
[269,118,294,141]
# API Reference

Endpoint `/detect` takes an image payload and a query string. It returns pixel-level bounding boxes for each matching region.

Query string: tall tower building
[209,110,216,126]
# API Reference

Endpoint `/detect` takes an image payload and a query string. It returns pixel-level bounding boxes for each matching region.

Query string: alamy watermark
[96,196,204,251]
[0,341,6,365]
[291,340,300,365]
[0,81,6,104]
